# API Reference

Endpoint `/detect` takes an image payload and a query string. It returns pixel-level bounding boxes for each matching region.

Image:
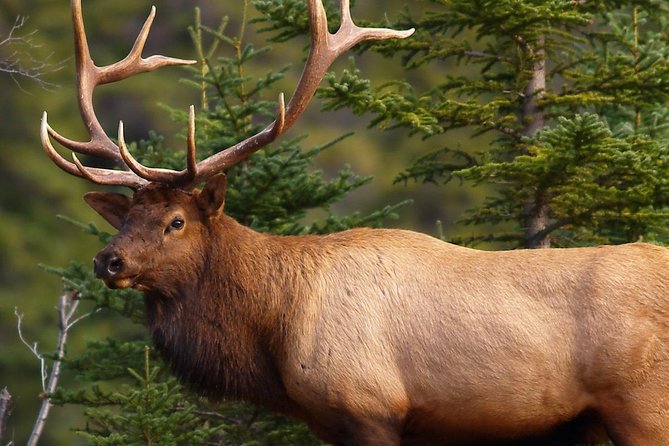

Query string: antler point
[71,153,84,172]
[118,121,126,141]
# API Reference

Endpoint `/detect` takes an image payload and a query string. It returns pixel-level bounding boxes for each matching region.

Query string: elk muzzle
[93,249,135,289]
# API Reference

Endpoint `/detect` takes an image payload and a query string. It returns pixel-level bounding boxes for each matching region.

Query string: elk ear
[83,192,131,230]
[198,173,227,217]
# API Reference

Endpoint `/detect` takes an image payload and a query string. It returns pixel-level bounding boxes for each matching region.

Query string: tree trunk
[521,38,550,249]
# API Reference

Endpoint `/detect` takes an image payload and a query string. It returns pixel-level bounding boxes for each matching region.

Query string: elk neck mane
[143,214,318,409]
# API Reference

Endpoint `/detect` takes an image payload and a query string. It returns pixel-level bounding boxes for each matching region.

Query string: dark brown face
[85,174,227,292]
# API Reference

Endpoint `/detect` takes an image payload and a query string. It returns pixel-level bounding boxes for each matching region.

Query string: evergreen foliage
[42,3,403,444]
[458,113,669,246]
[257,0,669,248]
[75,347,222,446]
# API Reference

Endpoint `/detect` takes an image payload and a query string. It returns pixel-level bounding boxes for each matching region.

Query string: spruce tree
[44,3,403,444]
[256,0,669,248]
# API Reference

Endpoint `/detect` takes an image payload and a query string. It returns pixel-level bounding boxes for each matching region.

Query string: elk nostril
[108,257,124,275]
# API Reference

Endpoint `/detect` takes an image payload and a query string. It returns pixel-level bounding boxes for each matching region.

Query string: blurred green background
[0,0,483,443]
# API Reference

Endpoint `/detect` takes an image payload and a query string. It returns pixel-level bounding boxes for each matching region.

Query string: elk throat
[143,286,290,407]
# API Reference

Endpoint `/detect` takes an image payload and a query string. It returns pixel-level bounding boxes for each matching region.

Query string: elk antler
[42,0,414,190]
[41,0,196,189]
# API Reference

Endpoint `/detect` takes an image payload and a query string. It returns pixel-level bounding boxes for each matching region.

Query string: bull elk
[41,1,669,445]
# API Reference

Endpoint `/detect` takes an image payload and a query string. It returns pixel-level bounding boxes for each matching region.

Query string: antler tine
[41,0,196,189]
[186,105,198,178]
[41,112,84,178]
[116,106,198,186]
[71,153,148,188]
[183,0,414,188]
[292,0,414,118]
[41,112,148,188]
[97,5,196,85]
[189,94,287,185]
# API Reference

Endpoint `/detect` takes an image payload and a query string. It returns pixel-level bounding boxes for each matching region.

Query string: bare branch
[0,388,12,445]
[0,15,66,91]
[15,307,47,391]
[67,307,102,331]
[15,292,93,446]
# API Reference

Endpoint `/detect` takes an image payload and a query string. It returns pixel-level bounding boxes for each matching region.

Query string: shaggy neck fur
[143,215,310,409]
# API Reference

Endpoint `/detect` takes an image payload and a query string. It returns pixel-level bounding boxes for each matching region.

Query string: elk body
[87,180,669,446]
[42,1,669,445]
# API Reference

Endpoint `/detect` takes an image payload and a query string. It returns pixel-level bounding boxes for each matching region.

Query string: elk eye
[169,218,184,231]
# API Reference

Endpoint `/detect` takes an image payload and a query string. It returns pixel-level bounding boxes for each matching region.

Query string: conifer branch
[462,50,512,62]
[189,408,238,424]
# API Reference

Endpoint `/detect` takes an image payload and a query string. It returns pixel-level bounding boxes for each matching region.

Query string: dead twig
[0,15,66,91]
[15,291,97,446]
[0,387,12,445]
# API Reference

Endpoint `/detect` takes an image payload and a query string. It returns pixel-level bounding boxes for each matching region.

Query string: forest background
[2,0,669,444]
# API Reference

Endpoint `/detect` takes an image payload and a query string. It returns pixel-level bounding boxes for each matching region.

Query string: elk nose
[93,252,125,279]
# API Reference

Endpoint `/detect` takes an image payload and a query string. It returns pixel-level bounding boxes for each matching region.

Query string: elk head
[83,174,227,292]
[41,0,413,293]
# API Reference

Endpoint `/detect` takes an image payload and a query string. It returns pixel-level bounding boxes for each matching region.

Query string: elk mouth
[104,276,134,289]
[104,274,142,290]
[94,256,147,290]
